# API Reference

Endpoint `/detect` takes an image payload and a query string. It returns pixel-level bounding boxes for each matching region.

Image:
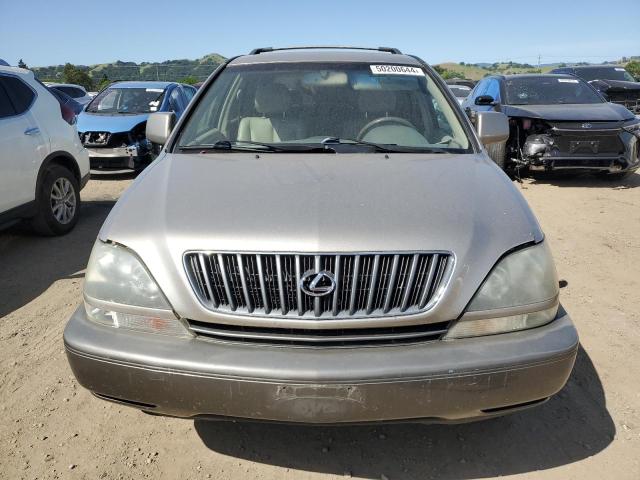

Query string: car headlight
[83,241,190,336]
[445,242,559,339]
[623,120,640,138]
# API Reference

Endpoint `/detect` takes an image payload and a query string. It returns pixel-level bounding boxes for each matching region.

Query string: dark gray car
[462,74,640,176]
[64,47,578,424]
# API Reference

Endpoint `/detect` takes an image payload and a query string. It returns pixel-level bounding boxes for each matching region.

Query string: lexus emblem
[300,270,336,297]
[581,123,593,129]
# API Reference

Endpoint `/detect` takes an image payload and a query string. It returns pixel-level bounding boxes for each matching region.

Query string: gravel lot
[1,171,639,480]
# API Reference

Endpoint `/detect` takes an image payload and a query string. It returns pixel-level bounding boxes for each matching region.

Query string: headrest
[255,83,291,115]
[358,90,397,115]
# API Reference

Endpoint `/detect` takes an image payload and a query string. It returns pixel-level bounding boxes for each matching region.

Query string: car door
[0,74,45,213]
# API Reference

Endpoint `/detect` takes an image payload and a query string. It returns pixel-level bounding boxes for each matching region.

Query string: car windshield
[449,86,471,98]
[575,67,636,83]
[504,77,604,105]
[86,87,166,114]
[177,62,471,152]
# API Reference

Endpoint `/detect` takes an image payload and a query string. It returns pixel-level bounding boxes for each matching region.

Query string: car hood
[502,103,634,122]
[77,112,149,133]
[99,153,542,323]
[592,79,640,92]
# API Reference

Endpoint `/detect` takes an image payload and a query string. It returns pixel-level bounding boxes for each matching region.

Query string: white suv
[0,66,90,235]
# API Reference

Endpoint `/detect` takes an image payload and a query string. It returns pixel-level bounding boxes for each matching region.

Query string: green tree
[97,73,110,91]
[62,63,94,91]
[625,61,640,80]
[178,75,198,85]
[17,58,28,69]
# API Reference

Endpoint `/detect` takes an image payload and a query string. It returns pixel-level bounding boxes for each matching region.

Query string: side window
[485,79,501,102]
[67,87,86,98]
[471,79,488,100]
[168,88,184,113]
[1,75,35,114]
[0,78,17,118]
[182,86,195,103]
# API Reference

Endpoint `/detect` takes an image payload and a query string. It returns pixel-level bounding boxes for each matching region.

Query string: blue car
[78,81,196,171]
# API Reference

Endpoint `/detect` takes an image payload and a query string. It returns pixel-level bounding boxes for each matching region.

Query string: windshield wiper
[179,140,333,153]
[321,137,450,153]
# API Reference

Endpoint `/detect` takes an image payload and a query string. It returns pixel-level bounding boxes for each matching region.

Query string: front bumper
[64,306,578,424]
[85,146,153,171]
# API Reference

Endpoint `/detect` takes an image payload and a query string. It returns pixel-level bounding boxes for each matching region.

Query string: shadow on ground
[0,200,114,318]
[195,347,613,479]
[523,170,640,189]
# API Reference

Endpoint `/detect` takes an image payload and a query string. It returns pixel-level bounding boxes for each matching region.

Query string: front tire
[30,165,80,236]
[485,142,506,170]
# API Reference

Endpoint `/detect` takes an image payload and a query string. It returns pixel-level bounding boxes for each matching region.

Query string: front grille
[184,252,453,319]
[81,131,130,147]
[550,131,624,155]
[187,319,451,346]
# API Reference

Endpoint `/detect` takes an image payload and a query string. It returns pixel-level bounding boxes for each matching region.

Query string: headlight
[623,121,640,138]
[445,242,559,339]
[83,241,190,336]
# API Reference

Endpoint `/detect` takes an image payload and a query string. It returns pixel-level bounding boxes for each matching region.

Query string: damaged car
[64,47,579,424]
[463,74,640,177]
[550,65,640,116]
[77,81,196,172]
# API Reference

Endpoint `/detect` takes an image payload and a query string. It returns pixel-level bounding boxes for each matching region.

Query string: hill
[32,53,227,86]
[435,62,556,81]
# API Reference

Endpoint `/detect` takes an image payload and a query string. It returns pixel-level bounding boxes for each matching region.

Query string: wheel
[485,142,506,170]
[30,165,80,236]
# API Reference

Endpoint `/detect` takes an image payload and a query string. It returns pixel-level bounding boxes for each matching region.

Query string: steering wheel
[357,116,417,140]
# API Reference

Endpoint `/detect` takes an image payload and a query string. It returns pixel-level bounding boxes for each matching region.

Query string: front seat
[237,84,301,143]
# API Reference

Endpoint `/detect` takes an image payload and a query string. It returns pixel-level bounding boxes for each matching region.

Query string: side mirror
[476,111,509,145]
[146,112,176,145]
[475,95,496,106]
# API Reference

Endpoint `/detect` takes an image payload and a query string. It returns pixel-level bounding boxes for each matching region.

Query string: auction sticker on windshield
[370,65,424,76]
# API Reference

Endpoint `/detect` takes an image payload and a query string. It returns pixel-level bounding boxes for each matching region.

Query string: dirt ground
[1,171,639,480]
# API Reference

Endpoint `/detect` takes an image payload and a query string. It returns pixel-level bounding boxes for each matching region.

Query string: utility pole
[538,54,541,68]
[156,64,159,81]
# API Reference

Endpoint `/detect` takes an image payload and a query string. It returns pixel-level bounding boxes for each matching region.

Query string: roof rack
[248,46,402,55]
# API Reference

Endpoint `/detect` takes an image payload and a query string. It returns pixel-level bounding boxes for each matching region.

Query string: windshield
[575,67,636,83]
[86,87,166,114]
[177,62,471,152]
[504,77,604,105]
[449,86,471,98]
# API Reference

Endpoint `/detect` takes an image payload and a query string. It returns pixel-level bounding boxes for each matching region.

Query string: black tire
[485,142,506,170]
[30,165,80,236]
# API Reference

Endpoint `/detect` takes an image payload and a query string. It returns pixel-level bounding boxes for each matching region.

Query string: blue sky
[1,0,637,67]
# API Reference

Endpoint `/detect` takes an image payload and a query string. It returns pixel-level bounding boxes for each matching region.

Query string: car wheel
[485,142,506,170]
[30,165,80,236]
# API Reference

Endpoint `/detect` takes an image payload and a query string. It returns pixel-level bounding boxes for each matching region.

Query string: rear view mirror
[146,112,176,145]
[476,111,509,145]
[475,95,496,106]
